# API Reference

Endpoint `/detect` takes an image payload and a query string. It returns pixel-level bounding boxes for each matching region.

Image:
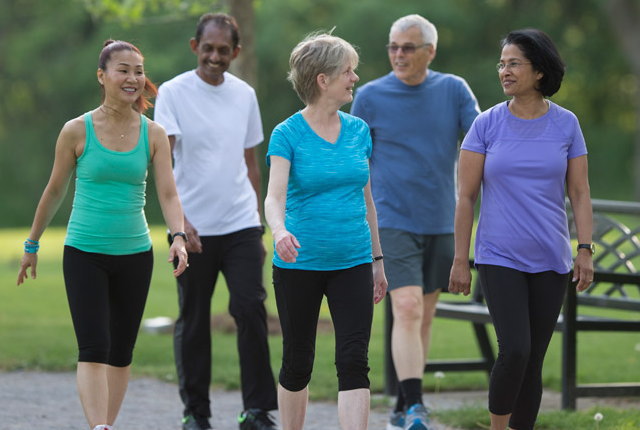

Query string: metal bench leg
[384,296,399,396]
[562,286,577,410]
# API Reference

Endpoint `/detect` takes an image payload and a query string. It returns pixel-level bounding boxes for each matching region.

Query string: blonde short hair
[287,32,359,104]
[390,14,438,49]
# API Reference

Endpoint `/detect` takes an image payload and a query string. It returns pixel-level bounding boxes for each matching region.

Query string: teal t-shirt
[267,111,373,271]
[65,112,152,255]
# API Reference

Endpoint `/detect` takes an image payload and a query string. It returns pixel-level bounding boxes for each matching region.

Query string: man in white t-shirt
[154,12,277,430]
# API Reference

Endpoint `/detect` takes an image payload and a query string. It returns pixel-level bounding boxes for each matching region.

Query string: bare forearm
[28,181,70,241]
[365,195,383,258]
[158,193,185,235]
[453,197,475,263]
[264,195,286,235]
[569,191,593,244]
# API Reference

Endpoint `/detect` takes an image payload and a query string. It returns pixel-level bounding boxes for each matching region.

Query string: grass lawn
[2,226,640,428]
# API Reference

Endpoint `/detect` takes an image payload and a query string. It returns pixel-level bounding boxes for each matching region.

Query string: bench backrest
[567,202,640,312]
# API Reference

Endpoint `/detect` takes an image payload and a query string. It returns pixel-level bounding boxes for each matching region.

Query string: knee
[499,343,530,370]
[78,349,109,365]
[229,297,267,322]
[279,354,314,392]
[108,350,134,367]
[392,294,423,325]
[335,340,370,391]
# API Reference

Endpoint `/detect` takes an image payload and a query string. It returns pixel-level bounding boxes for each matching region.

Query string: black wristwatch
[172,231,188,242]
[577,243,595,255]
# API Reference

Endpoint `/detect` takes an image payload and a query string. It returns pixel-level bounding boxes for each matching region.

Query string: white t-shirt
[155,70,263,235]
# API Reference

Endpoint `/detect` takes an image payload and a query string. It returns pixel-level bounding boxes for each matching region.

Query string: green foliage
[80,0,218,24]
[0,0,638,226]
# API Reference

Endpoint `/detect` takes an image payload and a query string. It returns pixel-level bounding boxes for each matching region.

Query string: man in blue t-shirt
[351,14,480,430]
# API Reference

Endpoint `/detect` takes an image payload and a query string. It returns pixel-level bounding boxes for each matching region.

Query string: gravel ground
[1,371,638,429]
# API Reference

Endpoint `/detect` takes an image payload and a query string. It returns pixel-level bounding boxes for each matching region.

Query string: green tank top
[65,112,152,255]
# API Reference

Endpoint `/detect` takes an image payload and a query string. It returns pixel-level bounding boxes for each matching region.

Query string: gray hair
[287,32,359,104]
[389,14,438,48]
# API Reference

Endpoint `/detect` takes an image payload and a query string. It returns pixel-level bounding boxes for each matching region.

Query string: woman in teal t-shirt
[265,33,387,430]
[17,40,188,430]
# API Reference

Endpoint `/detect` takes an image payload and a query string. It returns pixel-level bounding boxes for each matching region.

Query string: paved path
[0,371,465,429]
[2,371,638,429]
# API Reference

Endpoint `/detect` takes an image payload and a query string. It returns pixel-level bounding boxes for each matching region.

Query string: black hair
[194,12,240,48]
[502,29,565,97]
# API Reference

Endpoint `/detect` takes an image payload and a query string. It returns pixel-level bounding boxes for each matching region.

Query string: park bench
[383,199,640,410]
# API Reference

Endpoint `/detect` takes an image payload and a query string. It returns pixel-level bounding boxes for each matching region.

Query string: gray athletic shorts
[379,228,454,294]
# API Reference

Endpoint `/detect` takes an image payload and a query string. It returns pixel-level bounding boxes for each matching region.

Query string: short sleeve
[460,113,487,155]
[567,114,588,159]
[154,84,181,138]
[266,122,294,167]
[244,89,264,149]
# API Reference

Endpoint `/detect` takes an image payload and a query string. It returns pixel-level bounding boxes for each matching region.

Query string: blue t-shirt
[267,111,373,270]
[461,101,588,274]
[351,70,480,234]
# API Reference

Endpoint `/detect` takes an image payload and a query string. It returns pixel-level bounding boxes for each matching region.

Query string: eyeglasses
[386,43,429,54]
[496,61,531,72]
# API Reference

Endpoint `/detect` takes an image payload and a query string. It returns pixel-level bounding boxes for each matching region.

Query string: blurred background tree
[1,0,637,227]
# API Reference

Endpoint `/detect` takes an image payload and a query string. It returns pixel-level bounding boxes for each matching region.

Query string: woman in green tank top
[17,40,189,430]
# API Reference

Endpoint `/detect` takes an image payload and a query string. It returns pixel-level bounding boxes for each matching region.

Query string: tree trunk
[604,0,640,199]
[229,0,257,89]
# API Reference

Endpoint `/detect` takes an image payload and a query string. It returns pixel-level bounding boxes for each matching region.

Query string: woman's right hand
[448,258,472,296]
[273,229,300,263]
[17,253,38,286]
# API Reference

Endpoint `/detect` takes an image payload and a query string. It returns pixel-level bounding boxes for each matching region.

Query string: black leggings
[63,246,153,366]
[273,264,374,392]
[477,264,568,430]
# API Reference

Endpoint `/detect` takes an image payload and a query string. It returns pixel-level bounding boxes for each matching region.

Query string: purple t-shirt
[461,101,587,274]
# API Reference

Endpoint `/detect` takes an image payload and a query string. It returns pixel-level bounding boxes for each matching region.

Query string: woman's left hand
[372,261,388,304]
[573,251,594,292]
[169,238,189,277]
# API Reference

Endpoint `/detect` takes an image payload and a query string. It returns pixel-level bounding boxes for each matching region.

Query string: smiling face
[499,43,543,98]
[388,25,435,86]
[191,21,239,86]
[97,49,145,105]
[325,60,360,106]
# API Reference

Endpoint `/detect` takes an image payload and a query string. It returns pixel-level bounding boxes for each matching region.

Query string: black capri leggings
[477,264,568,430]
[63,245,153,367]
[273,263,374,392]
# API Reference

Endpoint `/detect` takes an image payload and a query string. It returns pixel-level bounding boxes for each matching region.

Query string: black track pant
[172,227,277,419]
[477,264,568,430]
[273,263,374,392]
[63,245,153,366]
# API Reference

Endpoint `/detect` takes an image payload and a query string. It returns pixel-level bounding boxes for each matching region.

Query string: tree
[604,0,640,198]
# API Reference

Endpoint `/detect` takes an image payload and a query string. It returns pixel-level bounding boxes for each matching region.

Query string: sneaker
[238,408,278,430]
[182,414,212,430]
[403,403,430,430]
[386,410,405,430]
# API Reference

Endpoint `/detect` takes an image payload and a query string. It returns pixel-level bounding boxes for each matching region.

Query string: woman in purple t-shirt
[449,29,594,430]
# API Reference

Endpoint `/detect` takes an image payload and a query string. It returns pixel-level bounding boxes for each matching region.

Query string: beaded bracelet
[24,238,40,254]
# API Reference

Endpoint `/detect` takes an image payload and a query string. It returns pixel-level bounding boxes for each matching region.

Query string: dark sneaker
[182,414,212,430]
[403,403,430,430]
[238,408,278,430]
[387,410,405,430]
